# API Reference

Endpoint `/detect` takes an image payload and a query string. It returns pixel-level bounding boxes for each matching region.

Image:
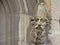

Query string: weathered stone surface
[0,0,60,45]
[48,0,60,45]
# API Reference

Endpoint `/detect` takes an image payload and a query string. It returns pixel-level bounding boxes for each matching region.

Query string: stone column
[0,2,6,45]
[49,0,60,45]
[19,14,29,45]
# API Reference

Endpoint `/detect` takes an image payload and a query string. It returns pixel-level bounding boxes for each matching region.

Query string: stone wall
[49,0,60,45]
[0,0,60,45]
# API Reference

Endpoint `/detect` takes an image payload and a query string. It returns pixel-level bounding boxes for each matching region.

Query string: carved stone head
[30,2,49,44]
[30,16,49,44]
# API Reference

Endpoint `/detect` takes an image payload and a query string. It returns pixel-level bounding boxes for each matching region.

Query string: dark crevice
[0,0,5,9]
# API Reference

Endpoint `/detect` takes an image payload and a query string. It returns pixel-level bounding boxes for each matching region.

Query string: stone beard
[30,2,49,44]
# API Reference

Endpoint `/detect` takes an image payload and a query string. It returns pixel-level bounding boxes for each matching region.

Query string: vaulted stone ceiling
[1,0,50,15]
[1,0,37,15]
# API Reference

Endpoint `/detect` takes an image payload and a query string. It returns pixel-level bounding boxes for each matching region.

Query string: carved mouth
[35,25,43,30]
[35,26,41,29]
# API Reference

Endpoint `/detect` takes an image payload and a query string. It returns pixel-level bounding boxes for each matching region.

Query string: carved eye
[31,19,34,21]
[35,18,39,21]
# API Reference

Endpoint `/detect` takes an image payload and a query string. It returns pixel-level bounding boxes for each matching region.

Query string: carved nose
[35,25,41,29]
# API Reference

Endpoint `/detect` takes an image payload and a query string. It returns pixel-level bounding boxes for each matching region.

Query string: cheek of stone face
[42,22,46,25]
[41,22,46,28]
[40,18,49,27]
[30,18,35,26]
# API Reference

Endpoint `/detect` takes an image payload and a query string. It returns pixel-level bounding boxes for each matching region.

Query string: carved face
[30,16,49,30]
[30,16,49,44]
[30,2,49,44]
